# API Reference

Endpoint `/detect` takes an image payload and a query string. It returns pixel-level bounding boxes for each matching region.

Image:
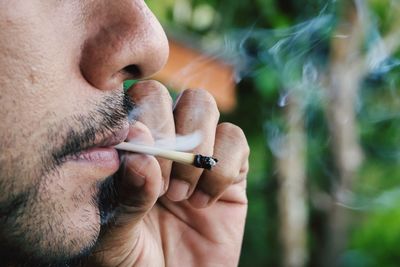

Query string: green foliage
[345,207,400,267]
[145,0,175,23]
[254,66,280,100]
[123,80,137,92]
[145,0,400,266]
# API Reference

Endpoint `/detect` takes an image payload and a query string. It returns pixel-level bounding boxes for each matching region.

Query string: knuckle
[220,172,236,186]
[136,80,172,103]
[183,88,211,99]
[218,122,239,132]
[240,160,250,178]
[218,123,246,140]
[218,122,250,159]
[206,174,234,197]
[172,166,203,184]
[180,88,219,117]
[139,79,164,90]
[150,82,173,103]
[127,124,153,143]
[243,142,251,158]
[219,168,240,184]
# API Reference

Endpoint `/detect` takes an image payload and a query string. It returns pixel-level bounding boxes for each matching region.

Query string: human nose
[79,1,169,91]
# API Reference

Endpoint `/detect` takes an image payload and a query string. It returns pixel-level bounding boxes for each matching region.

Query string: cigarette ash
[119,131,220,170]
[193,154,218,170]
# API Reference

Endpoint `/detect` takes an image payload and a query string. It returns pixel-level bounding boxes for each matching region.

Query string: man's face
[0,1,168,265]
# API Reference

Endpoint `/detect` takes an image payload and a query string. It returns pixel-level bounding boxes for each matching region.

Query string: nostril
[122,64,141,79]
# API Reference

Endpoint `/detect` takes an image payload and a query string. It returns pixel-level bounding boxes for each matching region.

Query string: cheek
[0,166,102,261]
[30,168,102,254]
[43,165,101,222]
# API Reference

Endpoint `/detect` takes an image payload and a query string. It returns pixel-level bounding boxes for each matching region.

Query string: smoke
[148,0,400,265]
[144,0,400,210]
[211,0,400,211]
[153,131,202,151]
[126,93,203,152]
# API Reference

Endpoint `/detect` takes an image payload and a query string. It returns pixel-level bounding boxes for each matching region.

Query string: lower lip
[69,147,120,171]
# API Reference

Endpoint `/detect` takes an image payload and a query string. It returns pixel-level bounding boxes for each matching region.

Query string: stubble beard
[0,91,134,267]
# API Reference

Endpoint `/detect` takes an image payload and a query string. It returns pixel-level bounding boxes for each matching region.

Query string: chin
[0,145,120,266]
[0,201,101,267]
[0,176,105,266]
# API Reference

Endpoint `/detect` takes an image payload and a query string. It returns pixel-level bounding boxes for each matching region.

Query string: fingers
[127,80,175,194]
[117,154,162,213]
[189,123,250,208]
[115,121,163,225]
[166,89,220,202]
[125,83,250,211]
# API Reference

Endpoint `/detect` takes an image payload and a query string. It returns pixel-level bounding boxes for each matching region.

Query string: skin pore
[0,91,134,266]
[0,1,250,267]
[0,1,165,265]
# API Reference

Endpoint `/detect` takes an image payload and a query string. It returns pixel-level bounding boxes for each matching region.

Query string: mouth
[96,122,130,148]
[65,122,130,168]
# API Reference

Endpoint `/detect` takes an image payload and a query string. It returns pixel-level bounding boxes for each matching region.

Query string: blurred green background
[144,0,400,266]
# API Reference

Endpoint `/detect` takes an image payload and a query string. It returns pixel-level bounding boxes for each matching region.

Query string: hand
[87,81,250,267]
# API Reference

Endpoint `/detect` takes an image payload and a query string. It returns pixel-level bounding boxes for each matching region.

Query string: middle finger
[127,80,175,194]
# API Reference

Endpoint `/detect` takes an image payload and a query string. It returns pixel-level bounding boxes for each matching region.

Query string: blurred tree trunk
[324,2,364,266]
[277,93,307,267]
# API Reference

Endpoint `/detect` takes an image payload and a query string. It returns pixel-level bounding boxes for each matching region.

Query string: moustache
[49,92,135,168]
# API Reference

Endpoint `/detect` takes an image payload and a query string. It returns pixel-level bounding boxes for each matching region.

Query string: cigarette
[114,142,218,170]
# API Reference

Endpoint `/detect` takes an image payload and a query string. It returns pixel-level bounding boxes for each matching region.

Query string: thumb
[87,123,163,267]
[115,152,163,226]
[115,121,162,226]
[88,155,162,267]
[113,121,163,227]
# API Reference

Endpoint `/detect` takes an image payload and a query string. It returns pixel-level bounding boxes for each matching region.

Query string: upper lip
[96,122,130,148]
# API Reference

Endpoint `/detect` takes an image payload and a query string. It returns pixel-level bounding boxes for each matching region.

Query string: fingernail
[167,180,190,202]
[190,190,210,209]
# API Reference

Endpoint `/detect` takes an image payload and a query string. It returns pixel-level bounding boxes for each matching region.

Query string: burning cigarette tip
[193,155,219,170]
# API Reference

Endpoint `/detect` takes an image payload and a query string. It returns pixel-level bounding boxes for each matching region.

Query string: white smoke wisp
[153,131,203,151]
[126,130,203,152]
[215,0,400,216]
